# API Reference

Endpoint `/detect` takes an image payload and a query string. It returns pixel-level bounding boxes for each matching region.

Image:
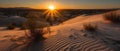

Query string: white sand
[0,10,120,51]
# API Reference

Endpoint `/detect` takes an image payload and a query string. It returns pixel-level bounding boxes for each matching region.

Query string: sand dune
[0,10,120,51]
[12,34,112,51]
[43,34,113,51]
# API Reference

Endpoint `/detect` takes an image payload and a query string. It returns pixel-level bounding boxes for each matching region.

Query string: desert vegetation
[104,11,120,23]
[83,23,98,31]
[25,12,45,42]
[7,23,16,30]
[0,0,120,50]
[20,22,26,30]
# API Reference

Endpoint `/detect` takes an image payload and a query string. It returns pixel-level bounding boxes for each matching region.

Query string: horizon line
[0,7,120,10]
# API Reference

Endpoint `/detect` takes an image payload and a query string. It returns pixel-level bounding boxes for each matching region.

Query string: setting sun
[49,5,55,10]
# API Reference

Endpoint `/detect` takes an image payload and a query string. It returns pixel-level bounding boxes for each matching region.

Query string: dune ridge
[1,10,120,51]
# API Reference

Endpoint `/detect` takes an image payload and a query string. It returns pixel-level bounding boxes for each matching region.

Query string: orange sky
[0,0,120,9]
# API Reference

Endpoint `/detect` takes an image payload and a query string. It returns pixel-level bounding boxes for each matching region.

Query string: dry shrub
[103,12,120,23]
[20,22,26,30]
[83,23,98,31]
[7,23,15,30]
[25,12,45,42]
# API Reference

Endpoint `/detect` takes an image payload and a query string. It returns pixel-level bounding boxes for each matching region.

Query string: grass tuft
[7,23,15,30]
[103,11,120,23]
[83,23,98,31]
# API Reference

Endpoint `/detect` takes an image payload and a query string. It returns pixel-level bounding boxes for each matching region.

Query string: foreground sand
[0,10,120,51]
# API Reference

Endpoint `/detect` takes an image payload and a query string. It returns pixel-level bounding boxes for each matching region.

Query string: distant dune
[0,16,26,26]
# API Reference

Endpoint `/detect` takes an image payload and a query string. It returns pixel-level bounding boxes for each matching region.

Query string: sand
[0,10,120,51]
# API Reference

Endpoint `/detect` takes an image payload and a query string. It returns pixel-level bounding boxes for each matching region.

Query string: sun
[49,5,55,10]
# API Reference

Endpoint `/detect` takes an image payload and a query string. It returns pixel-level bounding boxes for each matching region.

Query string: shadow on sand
[20,41,45,51]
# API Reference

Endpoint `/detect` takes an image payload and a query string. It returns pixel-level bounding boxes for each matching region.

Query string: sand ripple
[42,34,114,51]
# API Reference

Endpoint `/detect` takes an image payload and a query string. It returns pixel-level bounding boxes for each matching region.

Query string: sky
[0,0,120,9]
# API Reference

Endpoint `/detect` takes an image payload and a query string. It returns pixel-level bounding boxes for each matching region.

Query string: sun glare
[49,5,55,10]
[44,4,61,21]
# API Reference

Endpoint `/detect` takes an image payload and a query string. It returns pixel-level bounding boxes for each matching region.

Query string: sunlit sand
[0,10,120,51]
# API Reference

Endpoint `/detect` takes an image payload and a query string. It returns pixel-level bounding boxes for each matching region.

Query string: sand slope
[0,10,120,51]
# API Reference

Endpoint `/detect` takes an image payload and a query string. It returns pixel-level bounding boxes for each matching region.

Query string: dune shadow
[21,41,45,51]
